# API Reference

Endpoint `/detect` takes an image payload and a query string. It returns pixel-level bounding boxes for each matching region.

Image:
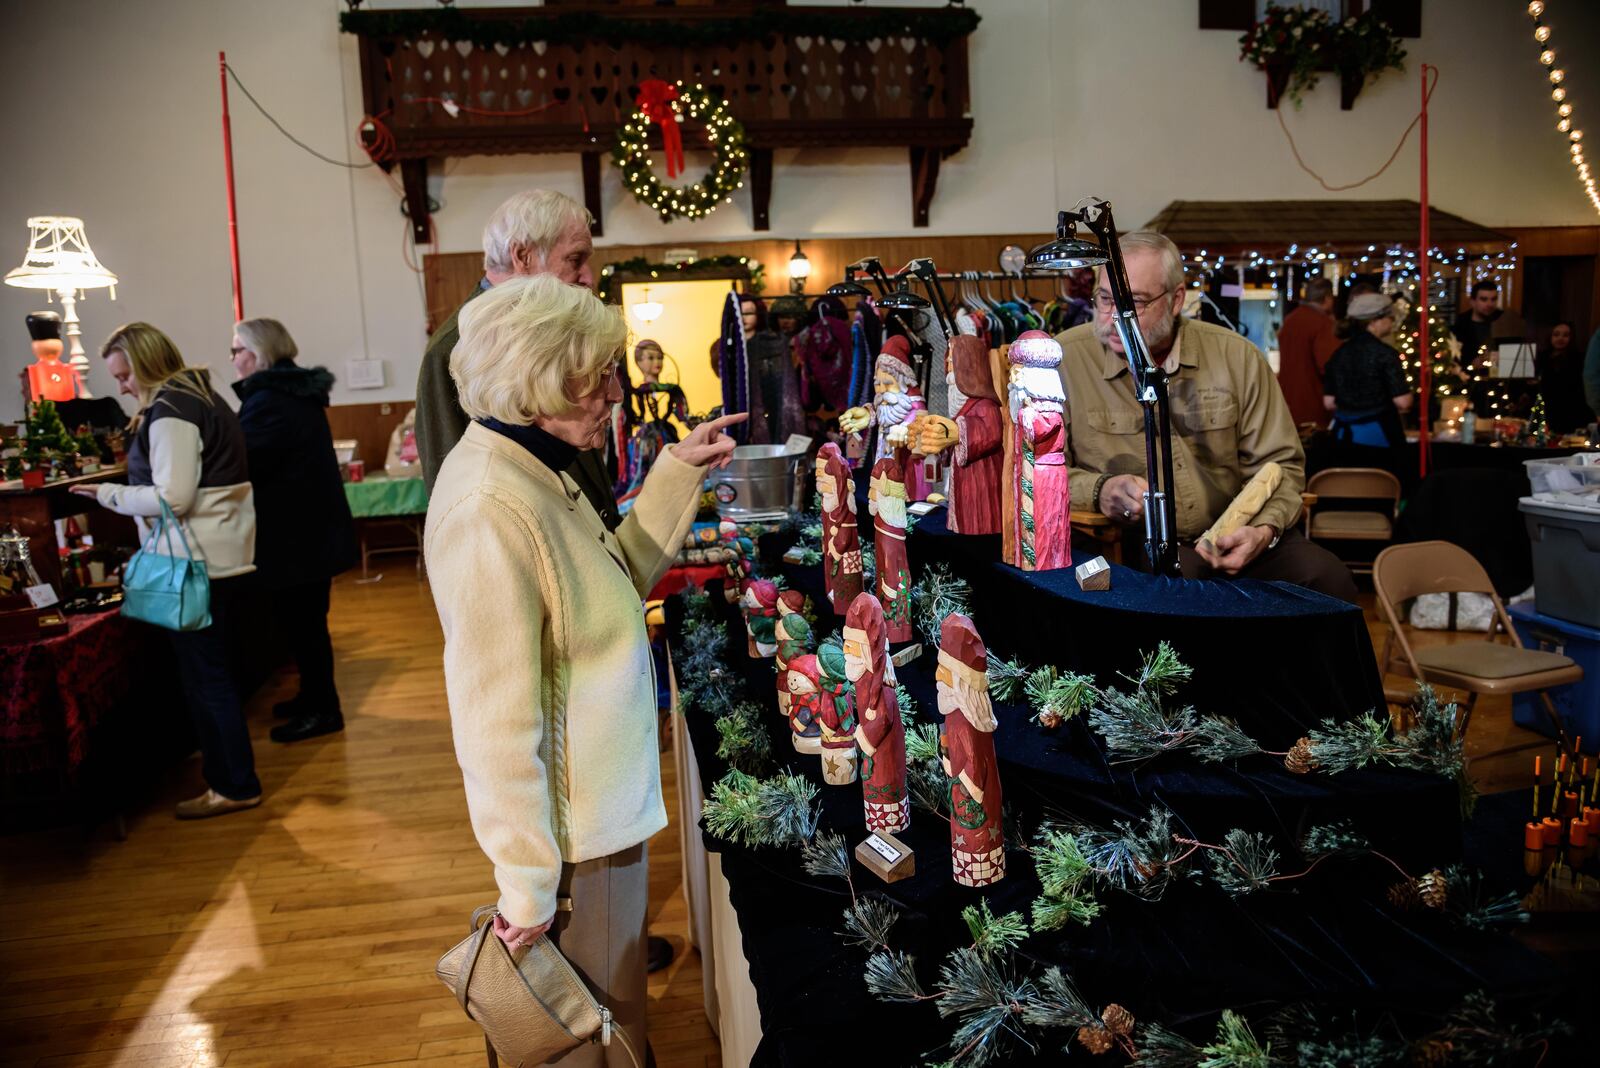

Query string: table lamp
[5,217,119,399]
[1027,201,1181,576]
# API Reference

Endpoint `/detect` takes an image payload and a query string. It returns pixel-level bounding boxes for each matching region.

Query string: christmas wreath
[613,80,748,223]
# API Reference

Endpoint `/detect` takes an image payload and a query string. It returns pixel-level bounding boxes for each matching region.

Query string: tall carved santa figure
[739,579,782,658]
[784,653,825,755]
[867,457,914,643]
[937,613,1005,887]
[774,594,813,725]
[839,336,932,501]
[1005,330,1070,571]
[910,334,1004,535]
[814,640,859,785]
[843,593,910,834]
[816,443,863,611]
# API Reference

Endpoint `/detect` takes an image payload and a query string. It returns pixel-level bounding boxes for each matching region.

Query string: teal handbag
[121,498,212,631]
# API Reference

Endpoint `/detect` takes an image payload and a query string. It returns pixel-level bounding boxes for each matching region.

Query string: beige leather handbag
[436,904,640,1068]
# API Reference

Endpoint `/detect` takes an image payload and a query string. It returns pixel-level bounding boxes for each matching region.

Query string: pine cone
[1036,709,1063,730]
[1284,736,1319,775]
[1411,1038,1454,1066]
[1101,1003,1135,1037]
[1419,869,1449,910]
[1387,878,1421,911]
[1076,1024,1114,1055]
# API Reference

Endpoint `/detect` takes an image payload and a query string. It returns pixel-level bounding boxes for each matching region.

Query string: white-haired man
[1056,230,1356,602]
[414,190,615,524]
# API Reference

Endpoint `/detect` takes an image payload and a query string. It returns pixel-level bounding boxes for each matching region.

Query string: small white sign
[864,833,901,864]
[662,247,698,265]
[783,433,814,455]
[346,359,387,390]
[25,583,59,609]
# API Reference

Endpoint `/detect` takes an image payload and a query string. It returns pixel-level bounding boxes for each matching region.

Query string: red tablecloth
[648,564,725,602]
[0,608,152,777]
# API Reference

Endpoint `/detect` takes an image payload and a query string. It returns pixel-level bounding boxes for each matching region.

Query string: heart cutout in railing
[533,41,547,56]
[590,86,608,105]
[553,87,571,102]
[479,91,497,107]
[794,36,812,52]
[455,41,473,58]
[831,39,846,53]
[494,43,510,57]
[423,69,433,82]
[745,83,760,96]
[780,83,797,100]
[900,37,917,52]
[867,38,881,53]
[816,84,832,101]
[536,67,546,79]
[417,40,435,58]
[516,89,534,107]
[886,84,902,100]
[849,84,867,103]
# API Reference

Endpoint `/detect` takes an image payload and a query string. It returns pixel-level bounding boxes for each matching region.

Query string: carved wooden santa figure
[838,336,933,501]
[739,578,782,658]
[937,612,1005,887]
[843,593,910,834]
[814,641,859,785]
[910,334,1003,535]
[774,593,813,724]
[815,442,863,611]
[1005,330,1070,571]
[867,456,914,643]
[784,652,825,755]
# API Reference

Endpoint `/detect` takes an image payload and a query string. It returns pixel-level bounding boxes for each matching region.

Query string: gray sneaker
[175,789,262,820]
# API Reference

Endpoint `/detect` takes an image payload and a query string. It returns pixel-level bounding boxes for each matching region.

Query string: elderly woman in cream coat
[426,274,741,1066]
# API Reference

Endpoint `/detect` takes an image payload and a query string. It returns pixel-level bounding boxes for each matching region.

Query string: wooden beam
[749,148,774,232]
[581,151,605,237]
[399,158,431,246]
[909,146,941,228]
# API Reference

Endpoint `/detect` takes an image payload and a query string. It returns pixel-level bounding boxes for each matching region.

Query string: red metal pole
[1417,64,1432,478]
[220,51,243,322]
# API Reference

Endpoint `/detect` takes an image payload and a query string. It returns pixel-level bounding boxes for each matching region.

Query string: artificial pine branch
[1073,806,1191,900]
[1299,821,1372,860]
[1127,641,1193,696]
[985,652,1033,703]
[1208,830,1280,897]
[800,831,852,885]
[864,949,928,1002]
[1019,966,1096,1031]
[1436,866,1530,929]
[934,947,1040,1068]
[843,894,902,949]
[907,759,950,817]
[1086,687,1200,764]
[1199,1010,1271,1067]
[1133,1022,1203,1068]
[701,768,820,848]
[896,682,919,716]
[1395,684,1476,815]
[1415,990,1571,1066]
[906,721,942,764]
[913,563,974,646]
[1263,1004,1396,1068]
[1030,828,1102,931]
[1305,712,1405,773]
[961,899,1030,956]
[1191,715,1265,762]
[714,701,772,774]
[702,769,765,845]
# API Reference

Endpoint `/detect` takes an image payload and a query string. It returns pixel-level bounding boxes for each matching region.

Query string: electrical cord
[224,63,376,169]
[1276,65,1439,192]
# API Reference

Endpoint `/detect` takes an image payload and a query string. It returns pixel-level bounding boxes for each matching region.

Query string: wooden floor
[0,571,721,1068]
[0,567,1556,1067]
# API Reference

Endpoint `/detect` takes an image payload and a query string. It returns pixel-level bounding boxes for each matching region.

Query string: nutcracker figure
[25,312,78,403]
[1005,330,1070,571]
[814,641,859,785]
[867,457,914,643]
[843,593,909,834]
[815,443,863,611]
[739,579,782,658]
[784,652,825,755]
[936,612,1005,887]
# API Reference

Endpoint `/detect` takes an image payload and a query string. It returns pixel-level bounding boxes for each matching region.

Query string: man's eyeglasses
[1093,287,1176,313]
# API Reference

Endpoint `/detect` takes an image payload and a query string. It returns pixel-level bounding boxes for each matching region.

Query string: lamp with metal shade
[826,266,872,299]
[5,217,118,399]
[1027,201,1181,576]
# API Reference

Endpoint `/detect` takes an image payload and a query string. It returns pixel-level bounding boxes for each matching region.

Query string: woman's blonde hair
[234,317,298,373]
[452,275,625,423]
[100,322,214,415]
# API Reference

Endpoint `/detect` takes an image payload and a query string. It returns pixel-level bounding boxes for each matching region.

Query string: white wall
[1,0,1594,421]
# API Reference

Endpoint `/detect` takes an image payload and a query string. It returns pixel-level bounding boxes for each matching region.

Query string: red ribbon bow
[635,79,684,179]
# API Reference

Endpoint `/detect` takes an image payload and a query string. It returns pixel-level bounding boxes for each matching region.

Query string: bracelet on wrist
[1091,473,1113,512]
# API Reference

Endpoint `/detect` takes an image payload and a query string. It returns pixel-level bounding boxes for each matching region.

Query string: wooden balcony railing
[342,4,979,235]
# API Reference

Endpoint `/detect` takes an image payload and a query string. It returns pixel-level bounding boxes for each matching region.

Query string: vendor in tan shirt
[1055,231,1357,603]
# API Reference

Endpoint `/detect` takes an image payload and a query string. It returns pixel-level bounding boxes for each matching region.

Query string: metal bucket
[712,444,804,520]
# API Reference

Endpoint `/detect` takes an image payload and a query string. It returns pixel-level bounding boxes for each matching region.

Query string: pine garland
[1206,830,1280,897]
[714,700,772,775]
[702,768,819,848]
[911,563,973,647]
[962,900,1030,957]
[984,652,1032,703]
[1030,828,1102,932]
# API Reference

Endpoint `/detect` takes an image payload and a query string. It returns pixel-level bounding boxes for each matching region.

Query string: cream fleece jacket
[425,422,705,927]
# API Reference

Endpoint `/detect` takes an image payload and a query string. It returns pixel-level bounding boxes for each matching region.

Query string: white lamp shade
[5,216,118,292]
[634,299,664,323]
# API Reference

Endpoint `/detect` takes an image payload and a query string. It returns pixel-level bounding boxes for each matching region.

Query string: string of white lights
[1526,2,1600,216]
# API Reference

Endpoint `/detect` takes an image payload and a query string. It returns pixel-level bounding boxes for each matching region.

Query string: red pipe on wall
[220,51,243,323]
[1418,64,1434,478]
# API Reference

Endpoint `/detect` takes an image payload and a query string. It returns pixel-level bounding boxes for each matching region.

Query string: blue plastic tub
[1509,603,1600,753]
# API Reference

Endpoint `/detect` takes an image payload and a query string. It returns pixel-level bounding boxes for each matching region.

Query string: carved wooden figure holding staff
[843,593,910,834]
[936,612,1005,887]
[911,334,1004,535]
[816,442,863,611]
[867,456,914,644]
[814,640,859,785]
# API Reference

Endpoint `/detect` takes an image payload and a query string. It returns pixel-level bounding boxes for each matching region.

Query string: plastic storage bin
[1510,603,1599,753]
[1520,497,1600,629]
[1524,452,1600,511]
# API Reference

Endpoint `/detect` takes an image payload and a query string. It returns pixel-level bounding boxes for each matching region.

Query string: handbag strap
[157,497,201,561]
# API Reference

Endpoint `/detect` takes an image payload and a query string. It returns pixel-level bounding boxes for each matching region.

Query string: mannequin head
[634,340,665,383]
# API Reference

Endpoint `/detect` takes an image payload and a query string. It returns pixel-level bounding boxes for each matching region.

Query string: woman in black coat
[231,318,358,743]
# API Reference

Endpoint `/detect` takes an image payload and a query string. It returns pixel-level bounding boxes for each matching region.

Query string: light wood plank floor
[0,571,721,1068]
[0,568,1557,1067]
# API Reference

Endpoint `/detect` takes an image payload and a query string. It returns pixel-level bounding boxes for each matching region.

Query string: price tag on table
[864,833,901,864]
[26,583,59,609]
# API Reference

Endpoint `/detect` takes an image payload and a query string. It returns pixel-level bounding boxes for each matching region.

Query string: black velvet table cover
[905,509,1386,751]
[669,553,1558,1066]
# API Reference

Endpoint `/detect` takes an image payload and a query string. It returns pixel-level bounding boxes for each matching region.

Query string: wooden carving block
[1075,555,1111,591]
[1198,461,1283,555]
[855,830,915,883]
[890,643,923,669]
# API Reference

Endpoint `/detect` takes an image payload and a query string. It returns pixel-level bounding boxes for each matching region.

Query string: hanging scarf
[635,79,684,179]
[719,290,749,443]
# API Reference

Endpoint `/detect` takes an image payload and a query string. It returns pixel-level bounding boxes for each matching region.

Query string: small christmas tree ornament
[844,593,910,834]
[937,612,1005,887]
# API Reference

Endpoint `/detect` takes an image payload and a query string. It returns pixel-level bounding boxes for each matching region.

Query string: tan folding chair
[1303,468,1401,575]
[1372,540,1582,752]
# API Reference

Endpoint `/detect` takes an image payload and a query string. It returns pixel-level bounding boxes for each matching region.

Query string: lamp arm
[908,259,958,336]
[1081,200,1157,386]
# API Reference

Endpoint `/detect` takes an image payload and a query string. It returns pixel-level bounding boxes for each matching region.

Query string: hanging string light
[1526,2,1600,216]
